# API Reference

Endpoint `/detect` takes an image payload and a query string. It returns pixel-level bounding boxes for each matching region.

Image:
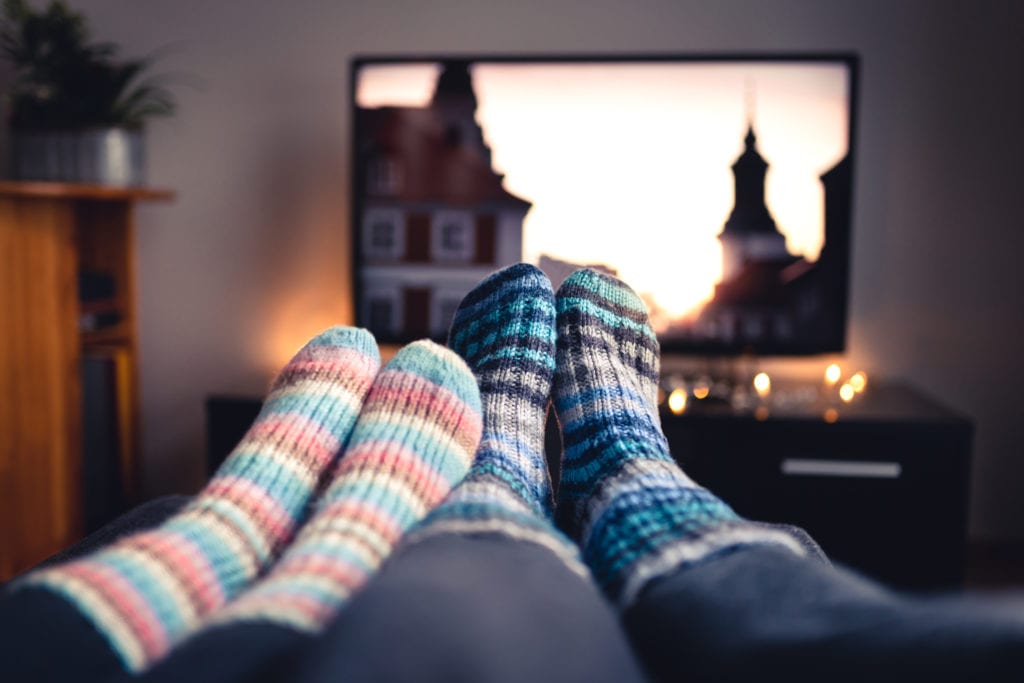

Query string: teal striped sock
[17,327,380,671]
[195,340,482,634]
[407,264,584,572]
[554,269,806,607]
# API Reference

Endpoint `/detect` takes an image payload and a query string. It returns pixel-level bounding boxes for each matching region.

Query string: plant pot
[10,128,146,186]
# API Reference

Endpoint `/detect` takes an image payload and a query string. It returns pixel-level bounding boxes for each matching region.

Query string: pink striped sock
[200,339,481,633]
[18,327,380,671]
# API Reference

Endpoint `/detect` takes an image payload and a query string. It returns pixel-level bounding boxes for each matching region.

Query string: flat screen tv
[351,53,857,355]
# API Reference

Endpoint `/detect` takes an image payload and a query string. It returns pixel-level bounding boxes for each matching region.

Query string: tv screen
[351,54,857,355]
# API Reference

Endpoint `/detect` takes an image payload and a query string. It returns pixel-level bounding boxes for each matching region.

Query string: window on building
[431,211,474,262]
[363,209,404,259]
[367,157,400,195]
[370,221,394,251]
[775,316,793,339]
[441,223,465,252]
[743,317,764,340]
[367,157,403,196]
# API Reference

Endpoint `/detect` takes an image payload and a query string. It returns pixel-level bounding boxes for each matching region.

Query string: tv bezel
[349,52,859,356]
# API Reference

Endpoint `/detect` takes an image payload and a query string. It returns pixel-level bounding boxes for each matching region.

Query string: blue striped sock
[554,269,807,607]
[407,264,584,572]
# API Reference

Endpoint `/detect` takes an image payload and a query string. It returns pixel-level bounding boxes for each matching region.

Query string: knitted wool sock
[17,326,380,672]
[554,269,807,607]
[406,264,584,572]
[198,340,482,634]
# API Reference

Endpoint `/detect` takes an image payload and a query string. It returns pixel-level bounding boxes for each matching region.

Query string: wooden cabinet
[0,181,172,580]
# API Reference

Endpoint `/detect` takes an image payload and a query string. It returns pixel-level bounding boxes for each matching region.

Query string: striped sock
[18,326,380,671]
[554,269,807,608]
[200,340,482,633]
[406,264,584,573]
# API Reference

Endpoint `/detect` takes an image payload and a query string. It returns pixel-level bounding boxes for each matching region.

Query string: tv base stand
[650,381,973,590]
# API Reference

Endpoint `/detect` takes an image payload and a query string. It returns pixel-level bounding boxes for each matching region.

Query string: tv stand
[652,381,973,590]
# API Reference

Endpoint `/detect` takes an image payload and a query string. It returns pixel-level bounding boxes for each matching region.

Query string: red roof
[359,106,531,209]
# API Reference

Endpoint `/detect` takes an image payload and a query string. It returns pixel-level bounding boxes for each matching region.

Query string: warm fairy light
[753,372,771,397]
[850,371,867,393]
[668,388,688,414]
[839,383,855,403]
[755,405,770,421]
[823,408,839,423]
[693,384,710,400]
[824,363,841,385]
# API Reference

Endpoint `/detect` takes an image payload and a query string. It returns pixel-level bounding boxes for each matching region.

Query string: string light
[850,371,867,393]
[839,383,855,402]
[753,372,771,397]
[824,363,841,385]
[667,388,688,414]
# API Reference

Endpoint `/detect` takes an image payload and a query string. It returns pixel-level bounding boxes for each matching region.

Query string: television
[351,54,857,356]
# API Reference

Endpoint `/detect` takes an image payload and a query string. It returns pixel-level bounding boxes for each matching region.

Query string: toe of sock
[448,264,556,363]
[386,340,482,414]
[556,269,648,320]
[297,326,381,364]
[458,263,552,309]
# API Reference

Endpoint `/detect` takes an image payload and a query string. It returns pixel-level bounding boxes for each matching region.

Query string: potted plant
[1,0,175,185]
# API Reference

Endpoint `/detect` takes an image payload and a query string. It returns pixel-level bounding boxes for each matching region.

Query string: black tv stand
[653,381,973,591]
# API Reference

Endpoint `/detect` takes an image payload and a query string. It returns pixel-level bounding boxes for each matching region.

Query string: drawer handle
[780,459,902,479]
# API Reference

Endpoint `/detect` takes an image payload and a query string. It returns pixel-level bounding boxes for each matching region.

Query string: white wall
[60,0,1024,540]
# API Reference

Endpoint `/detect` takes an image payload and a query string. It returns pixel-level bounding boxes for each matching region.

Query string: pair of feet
[430,264,808,606]
[18,263,806,676]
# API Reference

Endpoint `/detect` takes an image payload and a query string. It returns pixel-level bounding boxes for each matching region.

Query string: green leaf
[1,0,178,129]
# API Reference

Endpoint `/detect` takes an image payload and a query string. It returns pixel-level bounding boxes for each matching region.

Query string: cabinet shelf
[0,181,174,201]
[81,326,133,347]
[79,298,122,315]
